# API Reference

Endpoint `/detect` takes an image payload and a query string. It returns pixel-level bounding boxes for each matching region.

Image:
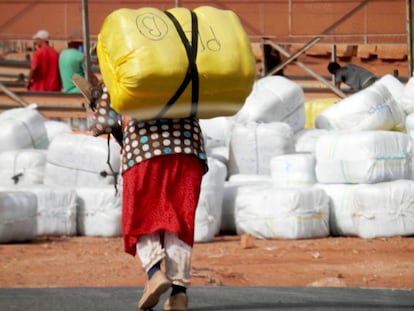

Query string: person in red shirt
[27,30,62,91]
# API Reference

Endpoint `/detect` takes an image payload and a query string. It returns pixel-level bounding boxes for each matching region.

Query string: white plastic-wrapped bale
[235,185,330,239]
[205,146,229,169]
[0,106,49,151]
[0,190,37,243]
[375,74,405,105]
[235,76,305,133]
[315,83,405,131]
[199,116,233,151]
[294,128,329,153]
[221,174,272,234]
[76,187,122,237]
[315,130,412,184]
[270,153,316,187]
[315,183,359,236]
[400,77,414,115]
[44,133,121,187]
[199,116,232,166]
[44,120,72,144]
[228,121,294,176]
[0,149,47,186]
[406,113,414,139]
[194,157,227,242]
[25,185,77,236]
[0,184,78,236]
[352,180,414,239]
[406,113,414,180]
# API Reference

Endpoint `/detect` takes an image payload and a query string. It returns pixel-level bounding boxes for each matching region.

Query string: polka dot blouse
[90,86,208,174]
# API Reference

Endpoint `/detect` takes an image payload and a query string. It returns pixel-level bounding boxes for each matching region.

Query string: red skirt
[122,154,205,256]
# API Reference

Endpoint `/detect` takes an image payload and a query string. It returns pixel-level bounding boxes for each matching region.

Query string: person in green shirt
[59,40,84,93]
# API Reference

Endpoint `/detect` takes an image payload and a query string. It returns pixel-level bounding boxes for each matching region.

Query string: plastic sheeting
[15,185,77,236]
[270,153,316,187]
[294,128,329,153]
[315,130,412,184]
[406,113,414,138]
[222,174,272,234]
[400,77,414,115]
[235,185,329,239]
[375,74,405,104]
[44,133,121,187]
[0,149,47,185]
[235,76,306,133]
[316,183,359,236]
[97,6,255,120]
[44,120,72,144]
[76,187,122,237]
[194,157,227,242]
[199,116,233,152]
[0,190,37,243]
[315,83,405,131]
[228,121,294,175]
[352,180,414,238]
[0,107,49,151]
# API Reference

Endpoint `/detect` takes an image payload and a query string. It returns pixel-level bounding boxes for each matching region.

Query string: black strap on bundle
[11,173,23,184]
[103,133,119,195]
[157,10,199,119]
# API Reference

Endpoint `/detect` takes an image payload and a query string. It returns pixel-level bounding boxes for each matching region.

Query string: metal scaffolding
[79,0,413,87]
[261,0,413,97]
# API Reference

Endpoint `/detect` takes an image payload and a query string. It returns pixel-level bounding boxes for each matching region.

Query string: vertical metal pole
[407,0,413,77]
[82,0,92,82]
[261,37,266,77]
[331,44,337,84]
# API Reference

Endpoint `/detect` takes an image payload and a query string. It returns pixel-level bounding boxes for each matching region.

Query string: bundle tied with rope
[96,6,256,121]
[76,6,256,193]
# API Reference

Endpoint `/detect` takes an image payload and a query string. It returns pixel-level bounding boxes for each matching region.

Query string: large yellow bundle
[97,6,256,120]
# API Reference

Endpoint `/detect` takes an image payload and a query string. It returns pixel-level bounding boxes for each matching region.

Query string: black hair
[327,62,341,74]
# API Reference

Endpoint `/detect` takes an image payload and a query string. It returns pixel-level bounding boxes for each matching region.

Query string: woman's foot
[163,293,188,311]
[138,271,171,310]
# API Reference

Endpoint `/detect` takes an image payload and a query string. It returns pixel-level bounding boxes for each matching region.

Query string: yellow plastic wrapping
[97,6,256,120]
[304,98,339,128]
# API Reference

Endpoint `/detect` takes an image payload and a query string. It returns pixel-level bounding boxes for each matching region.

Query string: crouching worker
[328,61,378,93]
[74,75,208,311]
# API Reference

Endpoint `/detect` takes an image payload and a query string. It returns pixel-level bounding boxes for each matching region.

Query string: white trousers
[136,231,192,286]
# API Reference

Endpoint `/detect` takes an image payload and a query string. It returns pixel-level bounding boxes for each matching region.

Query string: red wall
[0,0,411,44]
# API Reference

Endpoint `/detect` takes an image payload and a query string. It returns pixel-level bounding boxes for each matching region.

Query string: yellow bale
[304,98,339,128]
[97,6,256,120]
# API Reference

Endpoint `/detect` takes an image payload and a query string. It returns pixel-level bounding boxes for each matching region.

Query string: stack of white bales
[0,106,44,242]
[0,106,237,243]
[200,74,414,240]
[0,106,122,241]
[201,76,330,239]
[314,75,414,238]
[402,76,414,177]
[0,106,49,241]
[45,132,122,237]
[3,73,414,243]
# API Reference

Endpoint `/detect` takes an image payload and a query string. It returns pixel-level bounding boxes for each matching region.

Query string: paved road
[1,286,413,311]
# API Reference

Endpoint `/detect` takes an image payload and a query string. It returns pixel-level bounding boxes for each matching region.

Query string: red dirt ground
[0,235,413,289]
